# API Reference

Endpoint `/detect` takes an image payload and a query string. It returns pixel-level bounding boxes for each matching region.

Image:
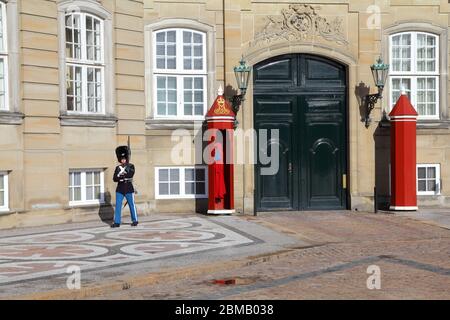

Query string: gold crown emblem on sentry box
[214,97,229,115]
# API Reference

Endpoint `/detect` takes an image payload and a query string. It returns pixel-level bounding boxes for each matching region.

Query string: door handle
[342,174,347,189]
[288,163,293,173]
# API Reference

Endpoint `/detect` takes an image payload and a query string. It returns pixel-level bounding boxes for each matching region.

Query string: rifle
[123,135,131,209]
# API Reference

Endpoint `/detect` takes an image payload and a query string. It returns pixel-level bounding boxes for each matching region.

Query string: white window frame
[0,171,8,212]
[0,1,9,111]
[389,32,440,120]
[417,164,441,196]
[69,169,105,206]
[152,28,207,120]
[389,76,439,120]
[65,12,105,115]
[155,166,208,199]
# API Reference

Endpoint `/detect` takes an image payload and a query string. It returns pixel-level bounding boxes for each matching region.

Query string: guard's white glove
[117,166,127,177]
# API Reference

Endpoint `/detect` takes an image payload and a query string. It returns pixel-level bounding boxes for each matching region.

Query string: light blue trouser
[114,192,138,224]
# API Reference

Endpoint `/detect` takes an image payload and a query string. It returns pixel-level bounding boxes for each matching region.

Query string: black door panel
[254,54,348,212]
[256,122,295,210]
[305,122,344,209]
[254,95,298,211]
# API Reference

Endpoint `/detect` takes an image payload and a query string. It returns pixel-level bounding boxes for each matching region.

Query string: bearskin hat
[115,146,129,162]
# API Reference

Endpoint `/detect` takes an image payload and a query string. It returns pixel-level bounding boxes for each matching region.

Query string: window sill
[0,111,25,125]
[379,119,450,130]
[155,195,208,200]
[146,118,206,130]
[0,209,12,216]
[60,114,117,128]
[67,201,105,208]
[416,120,450,130]
[417,194,442,199]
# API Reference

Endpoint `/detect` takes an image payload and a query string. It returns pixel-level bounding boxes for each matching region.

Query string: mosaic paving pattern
[0,218,254,284]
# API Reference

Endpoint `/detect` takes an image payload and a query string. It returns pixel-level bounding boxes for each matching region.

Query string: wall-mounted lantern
[365,57,389,127]
[231,57,252,118]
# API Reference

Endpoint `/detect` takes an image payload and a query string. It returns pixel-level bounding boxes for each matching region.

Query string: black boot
[131,221,139,227]
[110,223,120,228]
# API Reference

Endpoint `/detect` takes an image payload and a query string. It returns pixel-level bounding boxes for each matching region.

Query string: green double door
[254,54,348,211]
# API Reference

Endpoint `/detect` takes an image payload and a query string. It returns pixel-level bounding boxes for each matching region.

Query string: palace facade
[1,0,450,228]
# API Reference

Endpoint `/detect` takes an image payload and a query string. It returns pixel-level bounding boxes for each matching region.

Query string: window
[153,29,207,119]
[417,164,440,195]
[65,12,104,114]
[389,32,439,119]
[69,170,104,205]
[155,166,207,199]
[0,1,8,111]
[0,172,8,211]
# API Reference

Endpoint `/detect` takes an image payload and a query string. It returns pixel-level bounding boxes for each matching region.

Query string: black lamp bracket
[231,94,245,114]
[364,89,383,128]
[229,92,247,130]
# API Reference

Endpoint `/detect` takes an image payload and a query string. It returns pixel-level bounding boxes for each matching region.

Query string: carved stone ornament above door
[250,4,348,47]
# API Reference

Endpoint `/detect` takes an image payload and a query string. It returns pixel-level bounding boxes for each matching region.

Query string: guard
[111,146,139,228]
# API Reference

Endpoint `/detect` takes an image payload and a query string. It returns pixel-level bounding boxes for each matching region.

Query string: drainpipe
[223,0,226,79]
[374,186,378,213]
[223,0,248,216]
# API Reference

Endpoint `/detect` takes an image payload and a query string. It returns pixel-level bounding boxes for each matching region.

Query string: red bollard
[389,93,418,211]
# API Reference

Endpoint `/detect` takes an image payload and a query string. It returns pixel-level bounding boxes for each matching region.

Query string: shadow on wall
[98,191,114,225]
[194,124,209,214]
[355,81,392,210]
[224,85,238,99]
[354,81,371,124]
[374,124,391,210]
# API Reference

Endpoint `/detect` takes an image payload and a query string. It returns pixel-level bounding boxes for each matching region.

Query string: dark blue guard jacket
[113,163,135,195]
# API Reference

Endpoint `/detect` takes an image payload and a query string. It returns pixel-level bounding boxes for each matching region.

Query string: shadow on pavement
[99,191,114,225]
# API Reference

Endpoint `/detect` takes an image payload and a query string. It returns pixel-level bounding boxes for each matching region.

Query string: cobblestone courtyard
[94,211,450,300]
[0,217,254,285]
[0,211,449,299]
